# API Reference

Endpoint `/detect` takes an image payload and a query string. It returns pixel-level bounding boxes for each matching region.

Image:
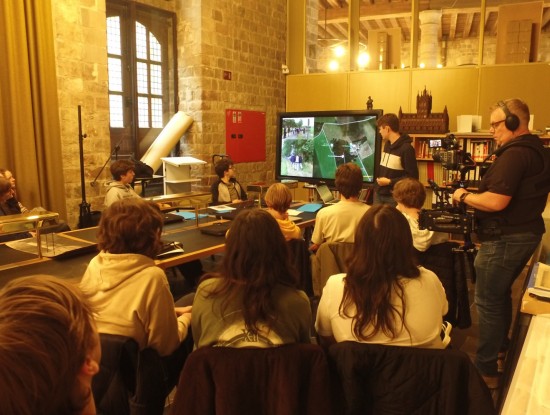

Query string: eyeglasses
[489,119,506,129]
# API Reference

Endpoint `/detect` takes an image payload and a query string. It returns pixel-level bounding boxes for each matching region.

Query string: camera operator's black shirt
[476,134,547,235]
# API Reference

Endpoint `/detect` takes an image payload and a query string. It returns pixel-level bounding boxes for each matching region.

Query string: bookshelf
[411,133,550,208]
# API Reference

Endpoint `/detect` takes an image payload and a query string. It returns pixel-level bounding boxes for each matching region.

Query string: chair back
[287,238,313,296]
[311,242,354,295]
[92,334,166,415]
[329,341,495,415]
[171,343,334,415]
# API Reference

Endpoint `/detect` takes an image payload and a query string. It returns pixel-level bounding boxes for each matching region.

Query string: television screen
[276,110,382,185]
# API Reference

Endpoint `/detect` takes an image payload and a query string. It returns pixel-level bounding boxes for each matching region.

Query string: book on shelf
[527,262,550,299]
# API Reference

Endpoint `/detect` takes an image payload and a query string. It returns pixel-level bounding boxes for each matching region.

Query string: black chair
[92,334,167,415]
[416,241,472,328]
[329,341,495,415]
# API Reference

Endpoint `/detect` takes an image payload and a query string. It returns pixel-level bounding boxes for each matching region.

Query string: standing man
[452,98,550,389]
[375,113,418,207]
[211,158,247,205]
[104,159,140,207]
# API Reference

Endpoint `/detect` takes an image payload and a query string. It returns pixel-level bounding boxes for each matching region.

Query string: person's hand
[452,188,468,203]
[232,199,242,203]
[376,177,391,187]
[175,306,192,316]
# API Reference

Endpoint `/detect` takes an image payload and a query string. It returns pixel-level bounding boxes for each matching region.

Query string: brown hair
[110,159,135,181]
[214,158,233,178]
[202,208,298,333]
[265,183,292,214]
[335,163,363,198]
[377,113,400,133]
[0,275,97,415]
[392,178,426,209]
[0,177,10,196]
[97,198,163,258]
[340,205,420,341]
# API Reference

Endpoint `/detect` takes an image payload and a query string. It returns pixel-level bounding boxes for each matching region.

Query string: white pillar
[419,10,442,68]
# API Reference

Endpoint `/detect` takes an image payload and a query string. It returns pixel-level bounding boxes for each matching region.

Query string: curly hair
[202,208,299,333]
[0,275,97,415]
[97,198,163,258]
[340,204,420,341]
[214,158,233,179]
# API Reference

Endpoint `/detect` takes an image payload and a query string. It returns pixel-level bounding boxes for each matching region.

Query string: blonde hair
[0,275,97,415]
[265,183,292,214]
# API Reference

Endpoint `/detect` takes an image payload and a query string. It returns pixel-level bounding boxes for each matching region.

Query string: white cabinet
[161,156,206,195]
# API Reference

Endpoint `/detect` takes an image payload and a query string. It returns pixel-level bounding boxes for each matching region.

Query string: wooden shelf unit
[411,132,550,208]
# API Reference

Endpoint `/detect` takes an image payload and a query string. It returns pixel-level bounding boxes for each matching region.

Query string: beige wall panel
[478,63,550,131]
[410,67,480,132]
[286,73,349,111]
[348,70,410,114]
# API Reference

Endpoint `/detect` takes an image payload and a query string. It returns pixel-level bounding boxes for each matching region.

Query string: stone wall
[51,0,287,227]
[51,0,111,228]
[176,0,287,188]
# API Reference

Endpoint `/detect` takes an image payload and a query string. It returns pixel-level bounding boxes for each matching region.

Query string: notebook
[200,221,232,236]
[316,184,339,205]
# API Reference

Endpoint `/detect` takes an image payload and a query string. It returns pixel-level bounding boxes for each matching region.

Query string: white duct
[141,111,193,172]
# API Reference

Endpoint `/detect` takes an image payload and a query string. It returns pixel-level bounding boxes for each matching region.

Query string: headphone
[497,101,520,131]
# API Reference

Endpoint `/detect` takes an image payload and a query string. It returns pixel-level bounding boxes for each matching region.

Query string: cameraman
[452,98,549,389]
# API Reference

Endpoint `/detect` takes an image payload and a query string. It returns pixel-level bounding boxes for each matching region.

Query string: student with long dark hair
[192,208,312,348]
[315,205,449,349]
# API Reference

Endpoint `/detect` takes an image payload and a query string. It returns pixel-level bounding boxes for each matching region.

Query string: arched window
[106,1,177,160]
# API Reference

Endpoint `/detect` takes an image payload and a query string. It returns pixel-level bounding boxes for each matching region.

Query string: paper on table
[287,209,302,216]
[209,205,236,212]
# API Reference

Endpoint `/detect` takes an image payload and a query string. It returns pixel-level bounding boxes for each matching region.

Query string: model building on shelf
[399,87,449,134]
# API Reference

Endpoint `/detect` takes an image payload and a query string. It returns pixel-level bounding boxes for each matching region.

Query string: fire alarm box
[225,109,266,163]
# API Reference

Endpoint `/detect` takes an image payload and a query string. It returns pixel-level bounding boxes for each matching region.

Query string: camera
[431,134,462,170]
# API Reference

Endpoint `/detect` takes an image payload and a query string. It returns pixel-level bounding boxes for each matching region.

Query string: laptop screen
[316,185,335,203]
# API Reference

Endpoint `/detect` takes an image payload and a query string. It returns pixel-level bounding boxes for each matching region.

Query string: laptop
[316,184,339,205]
[162,212,185,225]
[200,221,232,236]
[216,199,256,221]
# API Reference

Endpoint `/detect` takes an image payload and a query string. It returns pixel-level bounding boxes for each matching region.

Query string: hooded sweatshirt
[376,134,419,197]
[104,181,140,207]
[80,252,190,356]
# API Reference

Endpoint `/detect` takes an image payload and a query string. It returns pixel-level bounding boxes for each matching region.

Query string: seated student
[192,208,312,348]
[0,177,33,242]
[210,158,247,205]
[104,159,140,207]
[0,168,71,234]
[310,163,369,252]
[0,275,101,415]
[264,183,301,240]
[0,168,28,214]
[393,178,448,252]
[79,198,192,389]
[315,205,449,349]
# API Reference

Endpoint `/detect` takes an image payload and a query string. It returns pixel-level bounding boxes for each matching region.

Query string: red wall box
[225,109,266,163]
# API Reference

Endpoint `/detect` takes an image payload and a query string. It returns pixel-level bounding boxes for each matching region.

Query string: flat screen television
[276,110,382,185]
